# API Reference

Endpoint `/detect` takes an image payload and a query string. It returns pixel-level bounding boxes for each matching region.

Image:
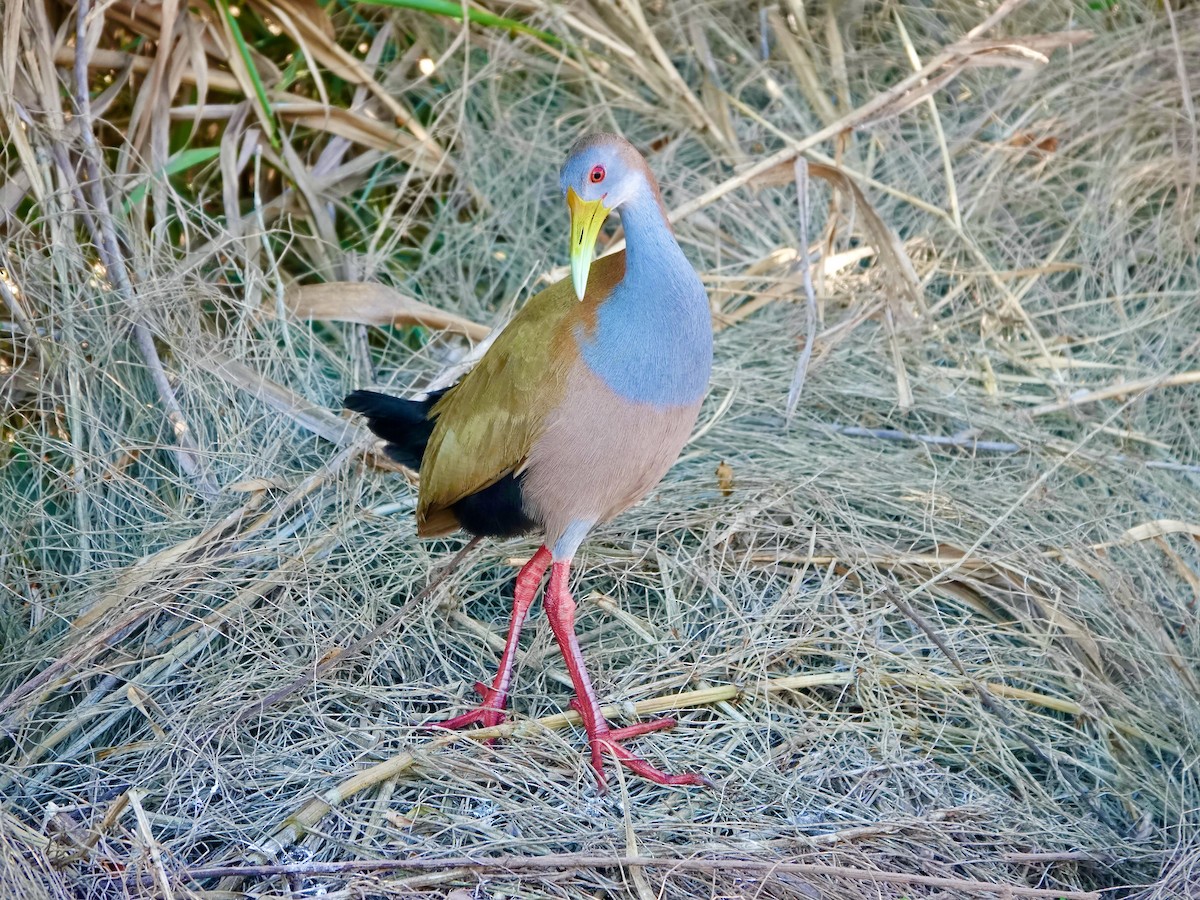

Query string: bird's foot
[431,681,508,733]
[570,700,711,790]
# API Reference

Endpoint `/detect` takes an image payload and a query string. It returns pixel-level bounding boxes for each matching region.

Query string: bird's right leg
[543,560,709,790]
[433,545,552,731]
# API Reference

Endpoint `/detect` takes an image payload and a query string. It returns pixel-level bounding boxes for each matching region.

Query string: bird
[345,132,713,790]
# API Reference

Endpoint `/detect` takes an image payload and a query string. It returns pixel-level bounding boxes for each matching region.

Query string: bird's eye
[589,165,605,184]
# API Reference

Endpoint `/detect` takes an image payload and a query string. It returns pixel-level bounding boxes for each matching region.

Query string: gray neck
[573,180,712,407]
[619,185,690,288]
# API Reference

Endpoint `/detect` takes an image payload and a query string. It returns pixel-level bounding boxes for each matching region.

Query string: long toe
[430,682,507,732]
[432,707,506,731]
[598,736,711,787]
[607,717,677,741]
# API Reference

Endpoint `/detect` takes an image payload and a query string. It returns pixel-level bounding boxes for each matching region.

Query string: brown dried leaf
[929,543,1103,673]
[1006,130,1060,156]
[272,100,446,173]
[227,477,288,493]
[716,460,734,497]
[316,646,346,666]
[55,46,241,94]
[255,0,410,127]
[287,0,334,39]
[953,31,1093,69]
[284,282,490,341]
[865,31,1093,122]
[1120,520,1200,544]
[750,158,923,316]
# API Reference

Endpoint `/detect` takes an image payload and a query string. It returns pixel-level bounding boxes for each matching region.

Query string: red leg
[433,546,552,731]
[543,561,710,791]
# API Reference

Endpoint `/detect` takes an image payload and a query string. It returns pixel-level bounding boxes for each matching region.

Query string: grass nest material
[2,1,1198,898]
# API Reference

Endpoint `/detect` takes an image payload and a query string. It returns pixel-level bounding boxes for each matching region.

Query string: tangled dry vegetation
[2,0,1199,897]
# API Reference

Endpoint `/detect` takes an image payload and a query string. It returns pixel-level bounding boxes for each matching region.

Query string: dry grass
[2,1,1199,898]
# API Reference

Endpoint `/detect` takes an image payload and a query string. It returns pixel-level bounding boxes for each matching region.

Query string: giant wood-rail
[346,133,713,789]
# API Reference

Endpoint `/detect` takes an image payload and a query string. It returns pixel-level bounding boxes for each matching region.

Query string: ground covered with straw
[2,1,1199,898]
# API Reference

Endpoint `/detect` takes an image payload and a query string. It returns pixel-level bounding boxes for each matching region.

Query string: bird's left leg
[434,545,552,731]
[543,560,709,790]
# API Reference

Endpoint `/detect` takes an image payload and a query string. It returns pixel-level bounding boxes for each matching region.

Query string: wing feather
[416,253,625,536]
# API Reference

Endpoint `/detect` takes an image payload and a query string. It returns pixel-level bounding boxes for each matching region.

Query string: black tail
[344,388,448,469]
[345,386,537,539]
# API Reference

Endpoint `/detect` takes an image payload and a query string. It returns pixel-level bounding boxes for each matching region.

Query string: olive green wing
[415,264,605,537]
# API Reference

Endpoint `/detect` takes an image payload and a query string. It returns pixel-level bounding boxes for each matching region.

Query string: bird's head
[560,133,659,301]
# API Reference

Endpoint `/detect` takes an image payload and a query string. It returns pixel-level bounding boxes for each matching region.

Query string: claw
[436,552,713,791]
[548,559,710,790]
[607,716,678,742]
[430,547,553,739]
[569,704,709,790]
[431,682,507,733]
[590,732,712,789]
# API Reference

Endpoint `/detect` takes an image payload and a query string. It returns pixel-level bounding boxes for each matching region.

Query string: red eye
[589,165,605,184]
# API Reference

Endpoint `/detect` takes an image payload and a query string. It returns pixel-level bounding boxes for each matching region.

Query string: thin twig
[208,351,365,447]
[894,9,961,229]
[231,536,483,724]
[0,249,36,339]
[234,668,1164,875]
[1163,0,1198,221]
[1029,371,1200,416]
[128,788,175,900]
[178,853,1100,898]
[829,424,1022,453]
[827,423,1200,475]
[662,0,1042,230]
[72,0,217,499]
[785,157,818,422]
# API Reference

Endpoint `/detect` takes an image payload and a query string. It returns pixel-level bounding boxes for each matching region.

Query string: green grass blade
[123,147,222,211]
[359,0,559,45]
[215,0,280,148]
